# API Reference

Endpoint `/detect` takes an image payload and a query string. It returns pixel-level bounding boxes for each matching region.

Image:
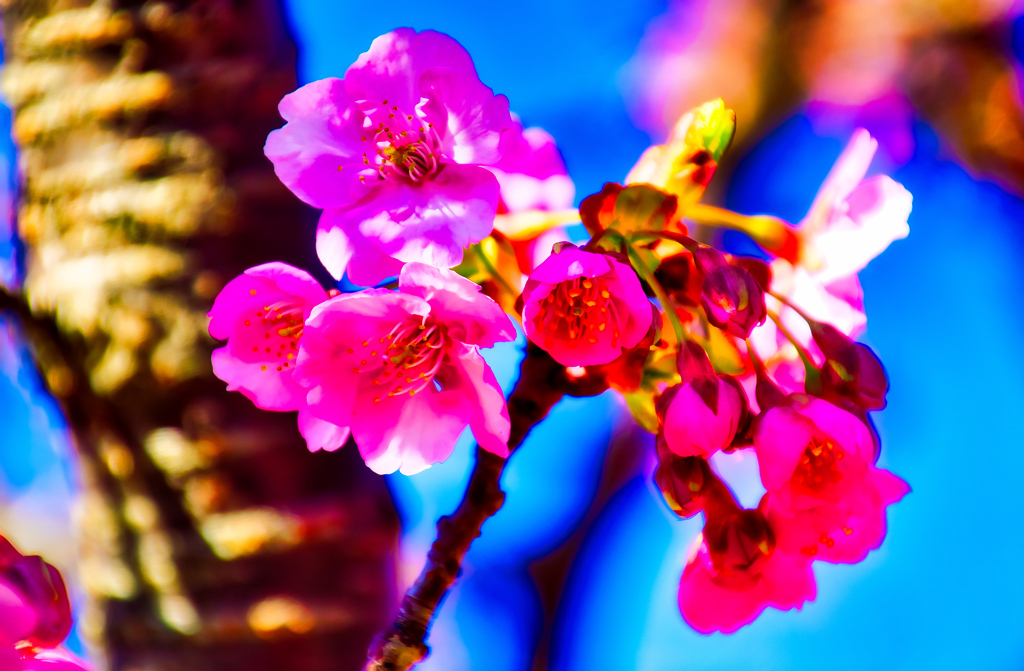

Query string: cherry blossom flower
[265,28,515,286]
[294,263,516,475]
[521,245,652,366]
[754,395,909,563]
[207,263,350,452]
[678,506,816,634]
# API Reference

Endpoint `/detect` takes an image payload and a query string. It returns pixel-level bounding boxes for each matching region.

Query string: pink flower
[678,507,816,635]
[661,342,745,458]
[265,28,514,286]
[754,395,909,563]
[293,263,516,475]
[486,118,574,213]
[207,263,350,453]
[521,245,652,367]
[773,129,911,337]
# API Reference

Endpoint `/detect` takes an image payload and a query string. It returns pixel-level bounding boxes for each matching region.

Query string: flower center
[535,277,620,347]
[348,317,448,403]
[791,435,845,496]
[368,101,442,183]
[251,298,304,372]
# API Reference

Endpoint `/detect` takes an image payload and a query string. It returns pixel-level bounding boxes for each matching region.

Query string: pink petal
[297,407,350,453]
[294,291,430,428]
[0,581,35,645]
[487,124,574,212]
[265,78,377,209]
[315,211,404,284]
[315,164,500,286]
[440,343,511,457]
[754,406,819,492]
[663,380,742,458]
[398,263,516,348]
[417,66,512,165]
[351,390,471,475]
[526,245,612,285]
[812,175,912,285]
[19,649,92,671]
[872,467,911,505]
[344,29,477,122]
[677,540,815,635]
[207,264,326,412]
[808,128,877,218]
[799,397,876,464]
[606,255,655,350]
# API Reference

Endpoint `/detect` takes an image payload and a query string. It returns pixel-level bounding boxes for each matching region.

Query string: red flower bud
[700,265,766,338]
[654,454,709,519]
[809,321,888,410]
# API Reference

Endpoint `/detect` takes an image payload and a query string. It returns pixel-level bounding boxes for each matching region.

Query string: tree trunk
[0,1,400,669]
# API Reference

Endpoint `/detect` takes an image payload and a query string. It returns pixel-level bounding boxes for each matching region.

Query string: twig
[365,344,606,670]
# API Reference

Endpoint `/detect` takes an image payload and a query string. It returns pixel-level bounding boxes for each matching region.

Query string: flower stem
[626,246,687,347]
[364,343,605,671]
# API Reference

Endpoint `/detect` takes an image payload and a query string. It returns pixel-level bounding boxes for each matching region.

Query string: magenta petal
[344,29,477,119]
[442,343,511,457]
[265,78,376,209]
[487,124,574,212]
[798,397,876,463]
[606,254,654,348]
[527,244,612,284]
[754,406,818,492]
[315,209,404,284]
[417,67,512,165]
[663,379,742,458]
[677,541,815,635]
[810,128,876,213]
[297,407,350,453]
[315,164,499,286]
[0,580,35,645]
[398,263,515,347]
[351,391,471,475]
[208,264,326,411]
[294,290,429,428]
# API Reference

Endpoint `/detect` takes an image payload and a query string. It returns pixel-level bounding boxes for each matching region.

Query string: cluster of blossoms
[0,536,89,670]
[209,28,910,636]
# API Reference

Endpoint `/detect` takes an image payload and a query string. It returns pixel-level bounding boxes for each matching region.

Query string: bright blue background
[3,1,1024,668]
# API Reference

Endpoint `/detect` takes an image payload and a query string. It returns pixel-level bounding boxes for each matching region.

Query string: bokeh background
[3,0,1024,669]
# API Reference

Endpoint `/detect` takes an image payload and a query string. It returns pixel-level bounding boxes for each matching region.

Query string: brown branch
[365,344,607,671]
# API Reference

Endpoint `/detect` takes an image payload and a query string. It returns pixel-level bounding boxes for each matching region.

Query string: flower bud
[701,265,767,338]
[809,321,888,410]
[654,454,709,519]
[0,537,71,648]
[662,342,745,458]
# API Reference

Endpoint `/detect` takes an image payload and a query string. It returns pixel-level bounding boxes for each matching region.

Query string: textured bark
[0,2,400,670]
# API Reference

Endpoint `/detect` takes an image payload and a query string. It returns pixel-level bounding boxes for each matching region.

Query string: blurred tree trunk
[0,1,400,670]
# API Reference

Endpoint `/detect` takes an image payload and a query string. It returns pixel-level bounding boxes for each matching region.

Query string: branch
[365,344,606,670]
